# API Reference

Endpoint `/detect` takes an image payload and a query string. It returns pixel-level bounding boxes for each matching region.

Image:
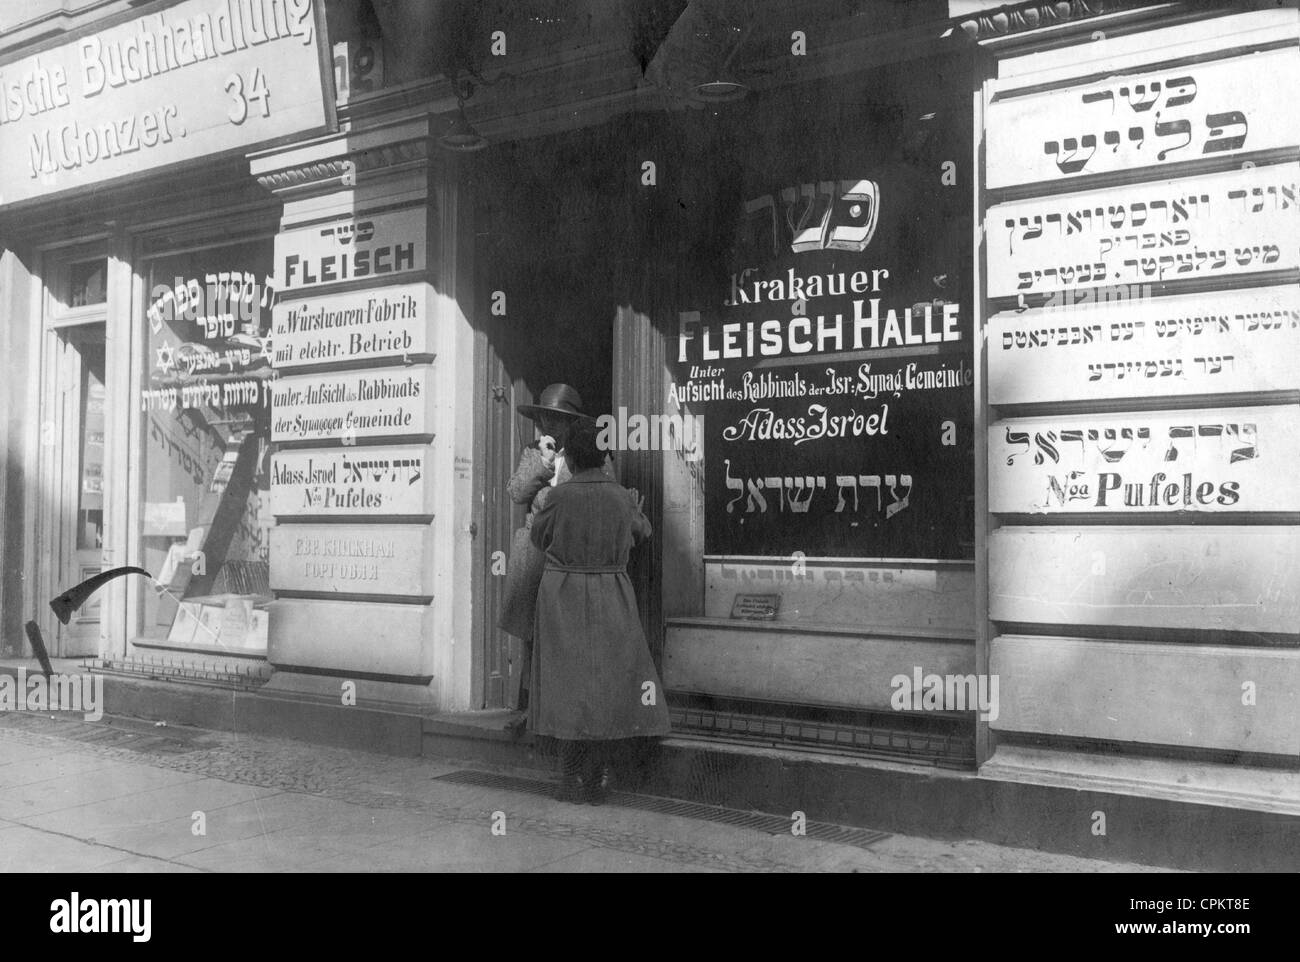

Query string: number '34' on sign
[224,67,269,124]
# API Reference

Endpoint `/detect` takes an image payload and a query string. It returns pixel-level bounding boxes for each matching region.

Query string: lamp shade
[439,104,487,151]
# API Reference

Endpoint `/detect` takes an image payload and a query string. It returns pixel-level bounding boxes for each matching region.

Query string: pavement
[0,709,1176,873]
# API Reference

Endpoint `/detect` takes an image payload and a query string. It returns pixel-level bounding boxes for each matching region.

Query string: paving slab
[353,819,593,873]
[0,749,120,789]
[0,738,71,767]
[88,856,205,873]
[19,780,285,859]
[0,764,203,820]
[0,823,156,873]
[526,848,727,873]
[174,832,362,872]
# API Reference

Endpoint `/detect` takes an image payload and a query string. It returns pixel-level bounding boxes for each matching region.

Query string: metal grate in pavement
[432,769,890,850]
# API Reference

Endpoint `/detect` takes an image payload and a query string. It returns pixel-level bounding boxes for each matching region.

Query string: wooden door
[59,327,107,657]
[36,325,107,659]
[611,298,665,666]
[482,343,525,709]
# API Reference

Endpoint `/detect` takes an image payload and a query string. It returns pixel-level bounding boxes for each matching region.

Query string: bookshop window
[139,240,275,651]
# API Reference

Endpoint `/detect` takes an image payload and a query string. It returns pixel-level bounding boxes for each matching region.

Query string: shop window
[68,258,107,307]
[662,74,977,632]
[46,250,109,322]
[137,240,275,653]
[78,362,106,551]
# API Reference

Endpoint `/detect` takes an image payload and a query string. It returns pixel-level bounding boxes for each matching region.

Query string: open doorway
[474,124,638,708]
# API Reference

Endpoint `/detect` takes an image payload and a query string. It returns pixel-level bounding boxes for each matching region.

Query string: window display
[138,240,276,651]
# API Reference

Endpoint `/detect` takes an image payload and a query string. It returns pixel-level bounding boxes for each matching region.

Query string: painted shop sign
[146,269,274,337]
[669,88,973,561]
[676,168,969,366]
[990,405,1300,514]
[270,444,434,516]
[270,364,436,442]
[275,207,425,290]
[140,374,272,412]
[986,48,1300,189]
[271,281,433,368]
[987,162,1299,298]
[988,284,1300,404]
[684,354,973,559]
[269,523,435,597]
[0,0,333,208]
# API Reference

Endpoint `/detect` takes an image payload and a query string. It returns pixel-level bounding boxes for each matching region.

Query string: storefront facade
[1,0,1295,798]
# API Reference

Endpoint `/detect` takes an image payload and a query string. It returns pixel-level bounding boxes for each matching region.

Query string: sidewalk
[0,710,1172,873]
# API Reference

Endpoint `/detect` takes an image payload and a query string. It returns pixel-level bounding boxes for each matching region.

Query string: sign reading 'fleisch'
[0,0,333,208]
[275,207,426,291]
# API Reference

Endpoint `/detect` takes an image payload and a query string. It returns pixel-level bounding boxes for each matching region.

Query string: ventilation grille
[85,655,273,690]
[432,769,890,850]
[669,705,975,769]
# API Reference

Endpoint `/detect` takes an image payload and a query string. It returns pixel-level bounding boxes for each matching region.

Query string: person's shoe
[557,771,586,803]
[557,742,587,803]
[583,762,611,805]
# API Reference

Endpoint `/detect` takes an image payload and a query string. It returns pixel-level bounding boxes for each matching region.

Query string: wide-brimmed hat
[517,383,593,422]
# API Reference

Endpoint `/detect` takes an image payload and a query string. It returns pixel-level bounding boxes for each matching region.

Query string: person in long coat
[501,384,623,725]
[497,384,591,716]
[529,419,671,803]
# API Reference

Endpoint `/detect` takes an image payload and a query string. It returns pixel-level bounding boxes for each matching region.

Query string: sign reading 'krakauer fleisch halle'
[0,0,333,207]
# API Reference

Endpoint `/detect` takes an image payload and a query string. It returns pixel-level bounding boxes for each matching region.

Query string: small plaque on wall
[731,593,780,620]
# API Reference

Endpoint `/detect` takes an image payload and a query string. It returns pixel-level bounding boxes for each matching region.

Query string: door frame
[29,240,114,658]
[58,323,107,656]
[477,322,529,710]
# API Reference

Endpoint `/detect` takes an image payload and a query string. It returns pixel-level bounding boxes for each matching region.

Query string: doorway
[35,251,110,659]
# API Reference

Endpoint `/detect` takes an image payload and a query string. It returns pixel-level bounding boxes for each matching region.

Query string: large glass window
[662,61,976,631]
[137,240,275,652]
